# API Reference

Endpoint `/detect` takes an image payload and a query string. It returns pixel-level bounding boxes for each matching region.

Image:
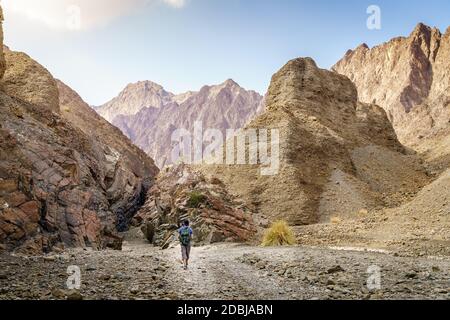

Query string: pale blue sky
[3,0,450,105]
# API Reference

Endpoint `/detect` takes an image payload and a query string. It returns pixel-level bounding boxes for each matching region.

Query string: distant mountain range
[96,79,264,168]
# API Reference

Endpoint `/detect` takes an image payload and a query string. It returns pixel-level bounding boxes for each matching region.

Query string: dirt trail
[1,242,449,300]
[164,244,288,300]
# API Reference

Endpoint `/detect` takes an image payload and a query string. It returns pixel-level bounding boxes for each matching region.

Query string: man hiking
[178,220,193,270]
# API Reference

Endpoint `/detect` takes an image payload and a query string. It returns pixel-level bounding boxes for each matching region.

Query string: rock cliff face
[97,80,264,168]
[57,80,159,230]
[198,58,429,226]
[0,13,159,253]
[0,86,119,253]
[333,23,450,153]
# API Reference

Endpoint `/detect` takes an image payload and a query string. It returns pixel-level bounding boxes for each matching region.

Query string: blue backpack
[179,227,191,246]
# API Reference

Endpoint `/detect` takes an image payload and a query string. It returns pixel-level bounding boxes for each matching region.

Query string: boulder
[140,222,155,242]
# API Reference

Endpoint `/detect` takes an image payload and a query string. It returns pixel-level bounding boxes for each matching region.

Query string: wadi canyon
[0,5,449,300]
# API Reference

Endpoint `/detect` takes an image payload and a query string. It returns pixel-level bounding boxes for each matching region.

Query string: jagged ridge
[333,23,450,158]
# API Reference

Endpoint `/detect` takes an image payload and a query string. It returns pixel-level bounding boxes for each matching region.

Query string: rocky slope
[97,79,264,168]
[0,12,159,253]
[198,58,429,226]
[333,23,450,166]
[3,48,60,113]
[57,80,159,230]
[297,168,450,256]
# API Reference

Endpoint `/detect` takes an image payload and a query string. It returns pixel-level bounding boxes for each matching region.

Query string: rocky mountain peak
[103,79,263,168]
[198,56,426,227]
[409,23,441,60]
[97,80,174,122]
[359,43,369,49]
[267,57,357,115]
[413,22,430,34]
[356,43,369,51]
[412,22,439,37]
[223,78,239,87]
[203,79,247,100]
[333,23,450,150]
[125,80,166,93]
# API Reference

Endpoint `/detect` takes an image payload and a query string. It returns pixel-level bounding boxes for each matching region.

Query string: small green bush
[187,191,207,208]
[262,220,297,247]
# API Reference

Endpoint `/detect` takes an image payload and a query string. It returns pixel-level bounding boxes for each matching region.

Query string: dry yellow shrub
[261,220,296,247]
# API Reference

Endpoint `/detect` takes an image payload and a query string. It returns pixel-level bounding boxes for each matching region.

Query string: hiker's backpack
[179,227,191,246]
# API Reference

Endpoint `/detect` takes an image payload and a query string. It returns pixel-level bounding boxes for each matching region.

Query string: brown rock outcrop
[198,58,429,225]
[132,164,257,248]
[333,23,450,154]
[0,90,114,252]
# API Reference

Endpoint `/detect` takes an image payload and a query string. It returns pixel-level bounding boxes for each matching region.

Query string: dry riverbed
[0,242,449,300]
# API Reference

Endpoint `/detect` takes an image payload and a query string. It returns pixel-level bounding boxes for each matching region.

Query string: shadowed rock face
[333,23,450,150]
[0,15,159,253]
[97,80,264,168]
[57,80,159,231]
[197,58,429,226]
[0,88,120,253]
